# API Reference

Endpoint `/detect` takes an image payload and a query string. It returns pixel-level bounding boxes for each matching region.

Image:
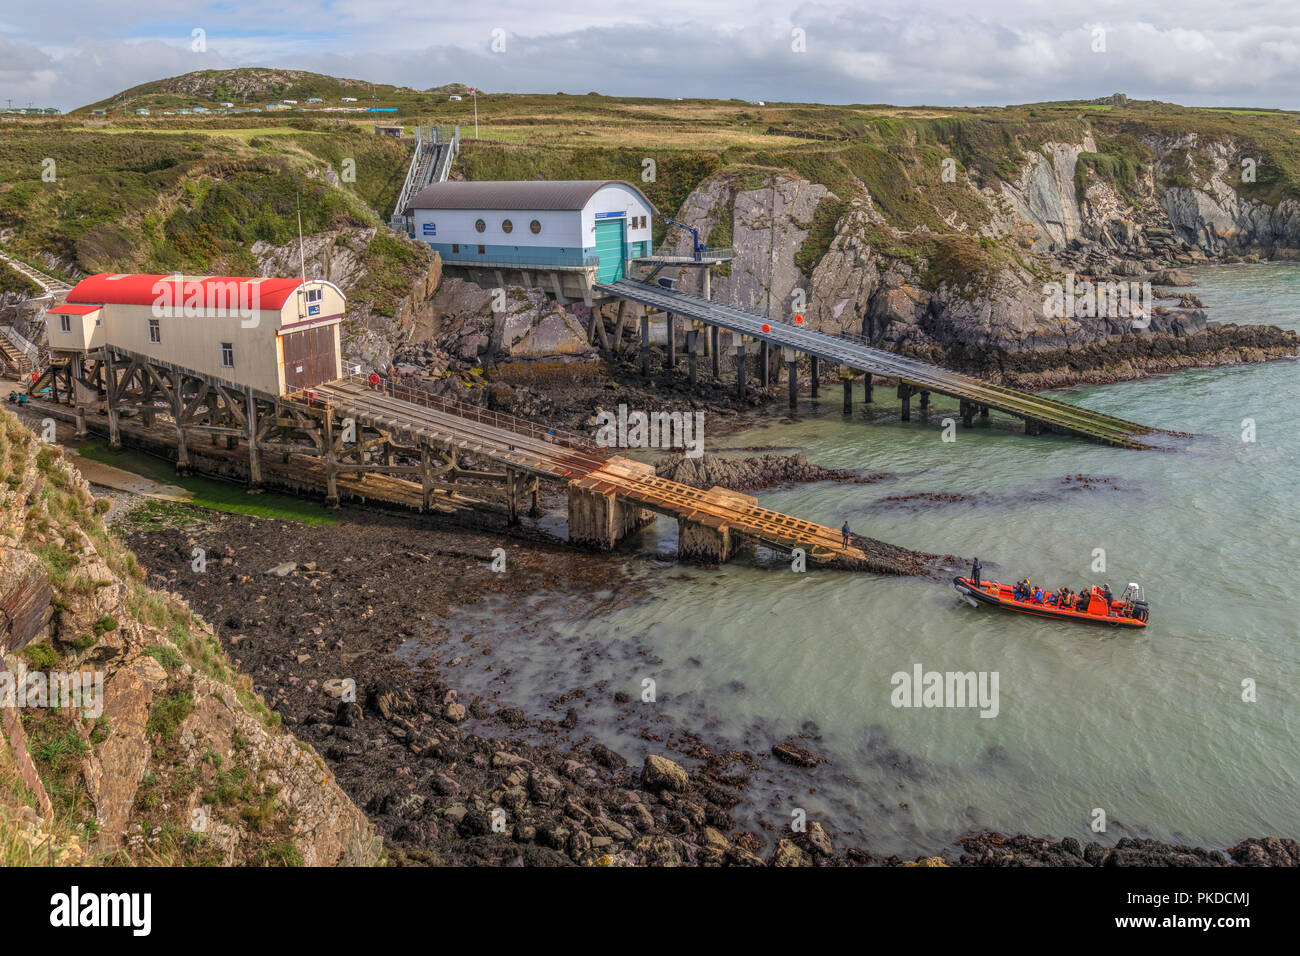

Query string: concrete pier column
[864,372,874,404]
[74,404,87,440]
[677,514,736,564]
[667,313,677,368]
[687,330,699,386]
[960,400,975,428]
[640,313,650,377]
[700,322,710,357]
[920,390,930,412]
[567,477,654,550]
[703,268,711,301]
[759,341,770,388]
[1025,418,1043,436]
[899,384,913,422]
[784,348,799,409]
[711,326,720,379]
[841,370,853,415]
[981,405,990,420]
[735,340,746,399]
[810,356,819,398]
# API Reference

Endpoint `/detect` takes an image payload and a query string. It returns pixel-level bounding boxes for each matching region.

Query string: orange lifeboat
[953,578,1149,629]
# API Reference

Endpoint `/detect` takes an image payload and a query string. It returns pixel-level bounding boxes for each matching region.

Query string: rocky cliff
[658,131,1299,382]
[0,409,380,865]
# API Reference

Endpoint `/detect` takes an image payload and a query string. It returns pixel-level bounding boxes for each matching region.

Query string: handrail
[288,373,608,459]
[0,324,40,362]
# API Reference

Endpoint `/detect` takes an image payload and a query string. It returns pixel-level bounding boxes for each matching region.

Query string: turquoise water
[439,263,1300,856]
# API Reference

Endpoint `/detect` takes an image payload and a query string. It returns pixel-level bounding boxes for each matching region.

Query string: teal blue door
[594,217,626,282]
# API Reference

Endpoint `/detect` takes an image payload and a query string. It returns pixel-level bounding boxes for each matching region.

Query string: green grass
[76,439,338,525]
[145,691,194,741]
[0,260,40,296]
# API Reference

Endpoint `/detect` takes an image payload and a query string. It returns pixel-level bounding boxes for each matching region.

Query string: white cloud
[6,1,1300,111]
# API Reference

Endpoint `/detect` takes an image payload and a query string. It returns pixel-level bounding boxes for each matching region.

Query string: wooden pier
[25,347,909,571]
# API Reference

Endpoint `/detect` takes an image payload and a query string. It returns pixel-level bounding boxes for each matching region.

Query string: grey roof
[404,180,656,214]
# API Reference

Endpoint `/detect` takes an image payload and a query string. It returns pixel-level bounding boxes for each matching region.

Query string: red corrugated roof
[47,303,102,315]
[66,274,305,311]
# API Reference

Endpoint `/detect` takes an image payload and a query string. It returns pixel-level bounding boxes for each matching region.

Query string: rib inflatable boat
[953,578,1149,629]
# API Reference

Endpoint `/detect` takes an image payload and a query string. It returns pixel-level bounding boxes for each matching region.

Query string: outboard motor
[1123,582,1148,622]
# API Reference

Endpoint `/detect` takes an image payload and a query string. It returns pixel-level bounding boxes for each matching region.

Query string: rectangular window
[305,288,322,303]
[477,244,485,255]
[452,243,459,254]
[59,314,71,332]
[148,318,160,344]
[220,342,234,367]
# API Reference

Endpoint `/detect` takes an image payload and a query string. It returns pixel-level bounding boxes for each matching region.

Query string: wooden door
[281,325,337,391]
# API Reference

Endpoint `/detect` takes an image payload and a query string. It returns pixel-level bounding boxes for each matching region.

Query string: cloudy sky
[3,1,1300,112]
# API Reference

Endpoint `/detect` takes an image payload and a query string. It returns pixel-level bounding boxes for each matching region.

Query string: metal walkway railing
[595,278,1158,448]
[390,126,460,231]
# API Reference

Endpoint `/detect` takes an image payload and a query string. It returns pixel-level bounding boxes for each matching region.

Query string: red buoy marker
[761,323,771,333]
[794,314,804,324]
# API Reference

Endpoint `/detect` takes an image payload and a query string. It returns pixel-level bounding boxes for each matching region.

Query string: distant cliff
[659,126,1300,384]
[0,408,380,865]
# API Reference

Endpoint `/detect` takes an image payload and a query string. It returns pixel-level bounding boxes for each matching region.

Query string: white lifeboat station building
[402,180,657,304]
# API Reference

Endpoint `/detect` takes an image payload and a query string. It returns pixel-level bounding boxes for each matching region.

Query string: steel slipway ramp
[595,278,1164,449]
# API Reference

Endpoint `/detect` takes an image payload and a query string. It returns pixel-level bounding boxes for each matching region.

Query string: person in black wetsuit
[970,558,982,587]
[1103,583,1114,606]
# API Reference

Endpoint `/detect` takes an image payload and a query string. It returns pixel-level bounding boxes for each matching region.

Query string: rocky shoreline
[111,497,1297,867]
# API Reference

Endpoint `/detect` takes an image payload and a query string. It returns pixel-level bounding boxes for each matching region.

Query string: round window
[475,218,486,233]
[502,219,513,234]
[530,219,542,234]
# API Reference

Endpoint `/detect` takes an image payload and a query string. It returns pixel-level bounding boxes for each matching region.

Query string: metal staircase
[390,126,460,232]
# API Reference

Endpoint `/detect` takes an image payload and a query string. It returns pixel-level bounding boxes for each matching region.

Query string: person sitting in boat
[1046,590,1058,606]
[1032,587,1045,604]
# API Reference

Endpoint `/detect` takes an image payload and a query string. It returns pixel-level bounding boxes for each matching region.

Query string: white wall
[411,208,581,249]
[409,184,656,251]
[581,183,656,248]
[45,278,346,396]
